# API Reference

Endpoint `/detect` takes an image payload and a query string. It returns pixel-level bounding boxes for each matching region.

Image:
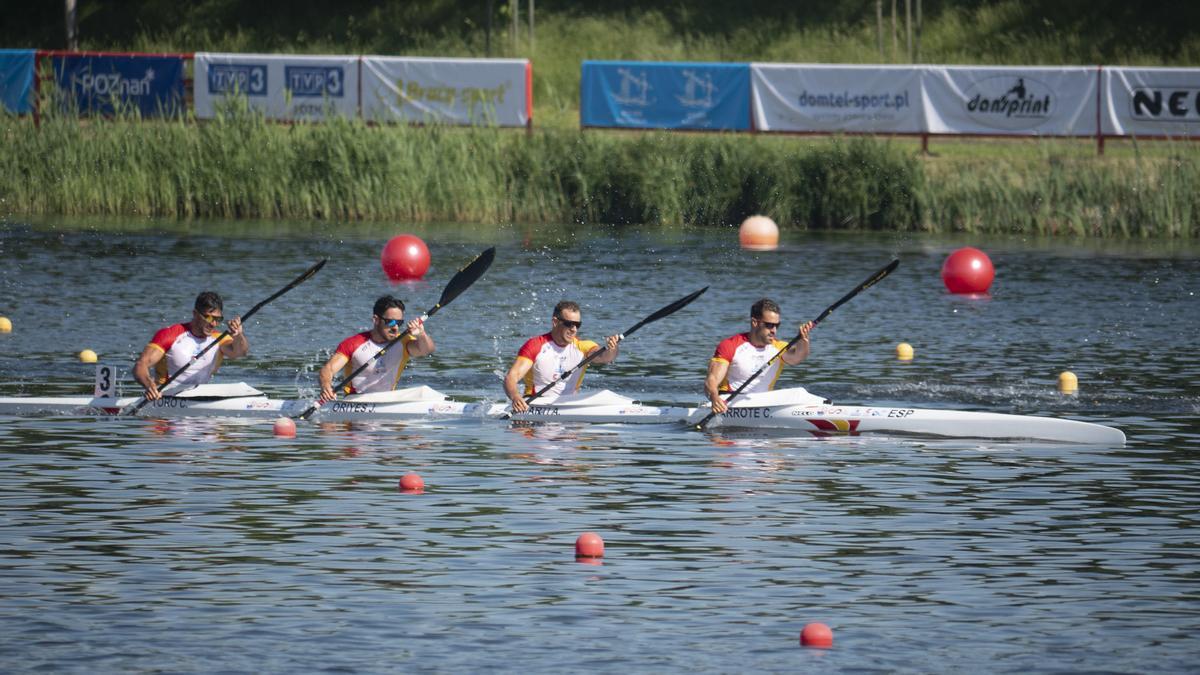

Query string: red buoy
[800,622,833,648]
[575,532,604,559]
[381,234,431,282]
[941,247,994,294]
[398,473,425,494]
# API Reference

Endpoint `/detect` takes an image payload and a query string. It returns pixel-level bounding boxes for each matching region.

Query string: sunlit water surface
[1,219,1197,672]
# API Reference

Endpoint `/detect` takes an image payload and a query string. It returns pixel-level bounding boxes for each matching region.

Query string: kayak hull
[0,386,1126,444]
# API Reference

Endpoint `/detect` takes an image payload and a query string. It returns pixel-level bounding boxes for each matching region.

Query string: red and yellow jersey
[148,323,232,387]
[711,332,789,393]
[516,332,600,398]
[335,331,417,394]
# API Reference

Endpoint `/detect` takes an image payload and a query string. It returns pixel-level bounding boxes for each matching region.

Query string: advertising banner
[53,54,185,116]
[922,66,1098,135]
[362,56,530,127]
[751,64,922,133]
[1102,67,1200,138]
[194,53,359,120]
[581,61,750,130]
[0,49,34,114]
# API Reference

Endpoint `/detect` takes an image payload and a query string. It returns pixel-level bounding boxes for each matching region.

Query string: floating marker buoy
[0,316,11,333]
[1058,371,1078,394]
[79,349,98,363]
[575,532,604,559]
[941,247,994,294]
[896,342,914,360]
[273,417,297,437]
[739,215,779,251]
[381,234,431,281]
[800,622,833,648]
[399,473,425,493]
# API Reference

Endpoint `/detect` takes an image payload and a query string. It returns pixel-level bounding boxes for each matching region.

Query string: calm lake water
[1,218,1198,672]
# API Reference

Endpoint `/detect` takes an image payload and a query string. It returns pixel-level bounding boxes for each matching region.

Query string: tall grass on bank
[0,110,1196,237]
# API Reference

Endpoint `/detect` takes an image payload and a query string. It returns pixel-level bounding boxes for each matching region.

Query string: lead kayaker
[504,300,621,413]
[317,295,434,403]
[132,291,249,401]
[705,298,813,414]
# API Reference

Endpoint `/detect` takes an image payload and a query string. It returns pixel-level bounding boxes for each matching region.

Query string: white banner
[362,56,530,127]
[751,64,923,133]
[921,66,1098,136]
[1102,67,1200,138]
[194,53,359,121]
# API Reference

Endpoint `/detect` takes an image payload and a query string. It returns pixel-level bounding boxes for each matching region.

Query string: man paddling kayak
[705,298,813,414]
[317,295,434,403]
[132,291,249,401]
[504,301,620,413]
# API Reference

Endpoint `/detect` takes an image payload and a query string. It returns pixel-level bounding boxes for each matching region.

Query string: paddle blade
[812,258,899,326]
[427,247,495,318]
[623,286,709,337]
[241,258,328,322]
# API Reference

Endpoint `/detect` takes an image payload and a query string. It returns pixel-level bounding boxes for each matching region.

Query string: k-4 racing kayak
[0,382,1126,444]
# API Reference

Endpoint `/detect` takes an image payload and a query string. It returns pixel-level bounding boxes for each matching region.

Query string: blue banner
[54,54,185,116]
[0,49,34,114]
[581,60,751,130]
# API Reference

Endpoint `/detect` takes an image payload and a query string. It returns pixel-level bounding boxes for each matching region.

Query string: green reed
[0,108,1195,237]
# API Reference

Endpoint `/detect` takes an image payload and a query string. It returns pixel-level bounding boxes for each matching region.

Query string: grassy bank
[3,111,1195,236]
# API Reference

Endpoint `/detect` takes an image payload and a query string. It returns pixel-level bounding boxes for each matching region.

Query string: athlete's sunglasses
[555,316,582,330]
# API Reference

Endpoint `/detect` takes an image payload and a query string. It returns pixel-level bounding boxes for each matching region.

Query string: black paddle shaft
[694,259,899,429]
[297,247,496,420]
[123,258,327,416]
[522,286,709,405]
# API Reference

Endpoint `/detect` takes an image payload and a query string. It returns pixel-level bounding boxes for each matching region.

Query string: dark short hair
[373,295,406,317]
[194,291,223,314]
[751,298,781,319]
[554,300,581,318]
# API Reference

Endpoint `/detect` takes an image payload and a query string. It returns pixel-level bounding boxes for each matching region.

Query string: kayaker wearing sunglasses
[503,300,621,414]
[132,291,249,400]
[317,294,434,403]
[705,298,813,414]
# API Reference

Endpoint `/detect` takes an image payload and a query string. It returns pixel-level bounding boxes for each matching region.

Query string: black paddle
[518,286,709,408]
[123,258,327,416]
[694,259,899,430]
[296,246,496,421]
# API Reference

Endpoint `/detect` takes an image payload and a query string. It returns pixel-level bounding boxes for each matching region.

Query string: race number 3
[94,364,117,397]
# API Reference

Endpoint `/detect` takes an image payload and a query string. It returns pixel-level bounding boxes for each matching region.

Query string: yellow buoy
[79,349,98,363]
[896,342,914,360]
[1058,371,1078,394]
[0,316,11,333]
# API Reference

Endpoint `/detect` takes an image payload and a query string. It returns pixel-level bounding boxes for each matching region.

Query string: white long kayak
[0,383,488,422]
[0,383,1126,444]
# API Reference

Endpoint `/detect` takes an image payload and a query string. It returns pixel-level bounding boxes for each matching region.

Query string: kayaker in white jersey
[504,300,620,413]
[317,295,434,403]
[132,291,249,401]
[705,298,813,414]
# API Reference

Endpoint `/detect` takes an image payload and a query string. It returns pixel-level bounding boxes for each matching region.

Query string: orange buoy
[739,215,779,251]
[273,417,297,437]
[575,532,604,559]
[800,622,833,648]
[399,472,425,494]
